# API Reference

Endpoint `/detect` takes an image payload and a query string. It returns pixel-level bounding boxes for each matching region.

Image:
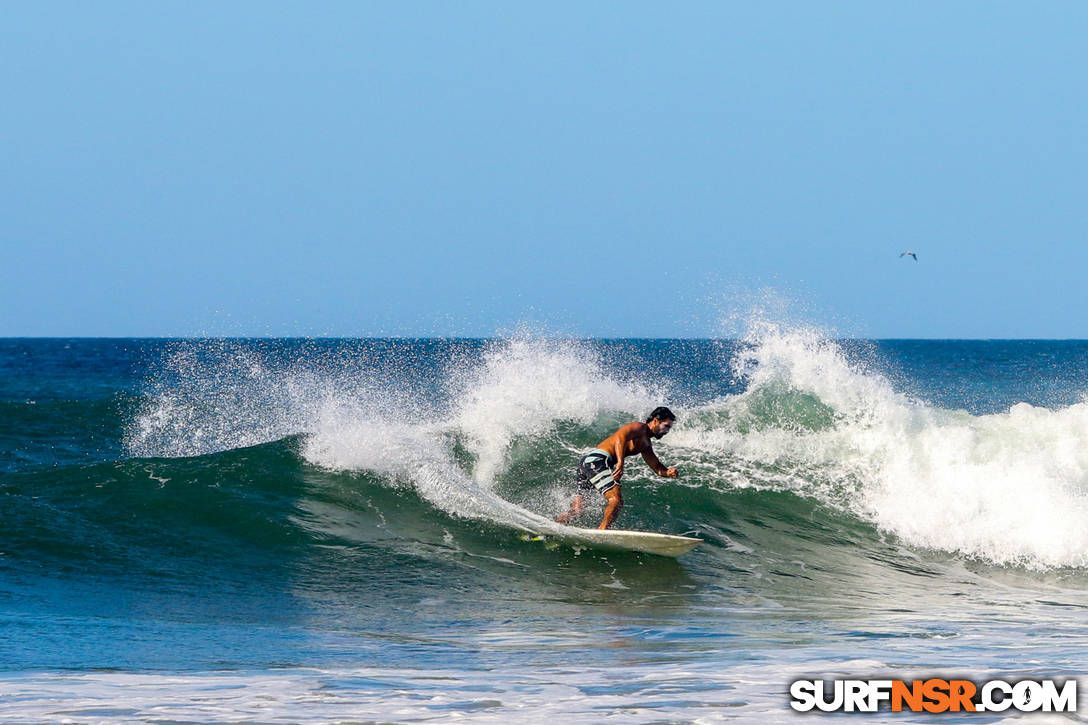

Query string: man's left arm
[641,448,678,478]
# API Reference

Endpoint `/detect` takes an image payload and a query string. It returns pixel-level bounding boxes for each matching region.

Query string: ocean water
[3,330,1088,723]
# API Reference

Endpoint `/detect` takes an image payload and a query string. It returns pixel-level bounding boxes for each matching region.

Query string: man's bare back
[557,407,679,530]
[597,421,677,483]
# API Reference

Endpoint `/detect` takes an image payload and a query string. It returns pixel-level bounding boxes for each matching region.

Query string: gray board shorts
[575,449,617,494]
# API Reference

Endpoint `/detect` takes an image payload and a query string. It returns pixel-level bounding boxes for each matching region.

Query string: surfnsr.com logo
[789,678,1076,713]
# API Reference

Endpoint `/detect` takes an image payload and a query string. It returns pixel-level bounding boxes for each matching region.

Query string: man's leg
[598,486,623,529]
[556,494,584,524]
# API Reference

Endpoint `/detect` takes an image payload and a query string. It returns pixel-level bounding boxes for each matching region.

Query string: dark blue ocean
[4,332,1088,722]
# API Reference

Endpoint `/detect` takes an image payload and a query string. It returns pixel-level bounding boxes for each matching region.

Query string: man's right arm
[641,447,672,477]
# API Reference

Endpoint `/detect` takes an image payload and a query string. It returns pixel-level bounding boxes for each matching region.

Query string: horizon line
[5,336,1088,343]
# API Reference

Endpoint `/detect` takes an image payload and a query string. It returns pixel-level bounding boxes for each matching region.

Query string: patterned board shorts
[575,449,618,494]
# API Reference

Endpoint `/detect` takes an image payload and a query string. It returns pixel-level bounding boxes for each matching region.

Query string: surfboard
[526,527,702,557]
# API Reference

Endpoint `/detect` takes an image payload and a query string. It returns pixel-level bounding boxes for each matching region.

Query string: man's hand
[612,463,624,482]
[664,467,678,478]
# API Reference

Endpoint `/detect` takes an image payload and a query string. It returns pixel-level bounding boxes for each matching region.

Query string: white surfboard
[529,527,702,557]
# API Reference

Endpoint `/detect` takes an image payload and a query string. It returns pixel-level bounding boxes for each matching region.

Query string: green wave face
[6,335,1088,608]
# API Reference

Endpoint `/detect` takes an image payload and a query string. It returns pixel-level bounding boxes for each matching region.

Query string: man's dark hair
[646,406,676,423]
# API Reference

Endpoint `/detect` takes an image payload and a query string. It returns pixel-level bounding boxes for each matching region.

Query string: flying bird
[899,251,918,261]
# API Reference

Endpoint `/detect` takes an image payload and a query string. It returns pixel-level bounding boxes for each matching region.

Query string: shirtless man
[556,407,679,530]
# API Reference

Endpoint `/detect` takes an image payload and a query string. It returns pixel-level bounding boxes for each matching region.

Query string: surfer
[556,407,679,530]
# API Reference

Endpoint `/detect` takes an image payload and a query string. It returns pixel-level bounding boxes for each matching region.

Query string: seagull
[899,251,918,261]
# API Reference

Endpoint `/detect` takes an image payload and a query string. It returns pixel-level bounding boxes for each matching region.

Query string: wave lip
[675,323,1088,569]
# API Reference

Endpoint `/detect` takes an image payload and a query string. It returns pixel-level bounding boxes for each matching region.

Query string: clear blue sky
[2,2,1086,338]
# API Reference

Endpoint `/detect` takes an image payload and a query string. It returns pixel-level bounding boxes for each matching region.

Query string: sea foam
[672,322,1088,569]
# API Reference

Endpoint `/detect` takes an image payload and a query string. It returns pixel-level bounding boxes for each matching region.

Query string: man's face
[652,418,674,439]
